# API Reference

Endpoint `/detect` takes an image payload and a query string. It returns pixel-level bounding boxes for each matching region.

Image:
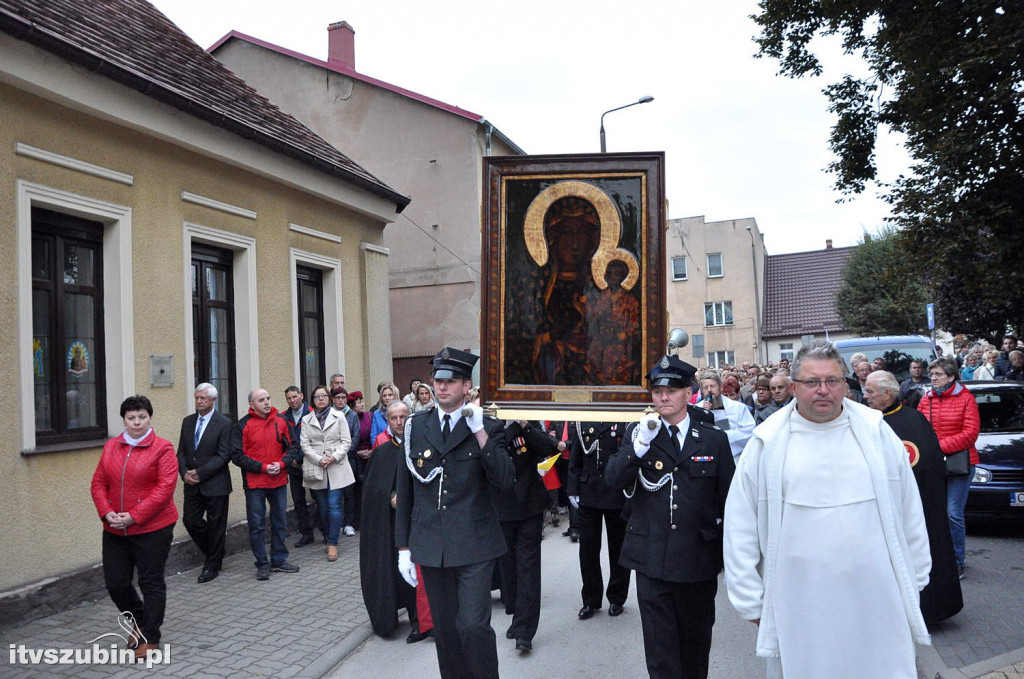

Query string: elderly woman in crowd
[412,383,436,413]
[973,349,1000,380]
[370,382,400,443]
[918,356,981,579]
[301,385,354,561]
[91,395,178,661]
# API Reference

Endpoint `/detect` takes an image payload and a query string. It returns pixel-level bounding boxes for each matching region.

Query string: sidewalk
[0,532,373,678]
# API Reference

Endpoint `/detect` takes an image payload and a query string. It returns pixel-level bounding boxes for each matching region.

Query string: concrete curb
[919,645,1024,679]
[299,621,375,678]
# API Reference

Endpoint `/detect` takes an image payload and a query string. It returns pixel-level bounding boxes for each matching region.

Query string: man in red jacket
[231,388,301,581]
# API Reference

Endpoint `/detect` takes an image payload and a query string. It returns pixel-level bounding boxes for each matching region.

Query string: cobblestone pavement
[1,531,370,678]
[918,523,1024,679]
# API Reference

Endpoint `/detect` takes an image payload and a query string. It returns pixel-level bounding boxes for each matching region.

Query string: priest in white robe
[723,341,931,679]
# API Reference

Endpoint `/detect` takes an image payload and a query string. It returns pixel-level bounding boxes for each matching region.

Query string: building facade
[0,0,405,593]
[210,24,522,390]
[666,215,766,367]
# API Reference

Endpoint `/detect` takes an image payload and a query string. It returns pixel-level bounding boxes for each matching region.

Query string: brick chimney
[327,21,355,70]
[825,239,833,249]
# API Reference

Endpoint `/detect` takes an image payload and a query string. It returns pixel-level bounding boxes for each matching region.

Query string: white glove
[398,549,418,587]
[464,403,485,433]
[569,496,579,509]
[634,415,660,458]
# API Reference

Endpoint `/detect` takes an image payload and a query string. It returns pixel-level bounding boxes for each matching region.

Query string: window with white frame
[671,256,687,281]
[779,342,795,361]
[704,301,733,327]
[707,253,724,278]
[691,333,705,359]
[708,350,735,368]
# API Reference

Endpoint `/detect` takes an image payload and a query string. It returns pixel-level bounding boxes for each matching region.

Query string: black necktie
[442,414,452,442]
[668,425,681,456]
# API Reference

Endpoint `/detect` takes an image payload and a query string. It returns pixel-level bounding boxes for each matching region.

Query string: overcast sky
[151,0,910,256]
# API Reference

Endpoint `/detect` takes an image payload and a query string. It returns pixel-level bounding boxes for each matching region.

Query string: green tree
[753,0,1024,340]
[835,229,932,336]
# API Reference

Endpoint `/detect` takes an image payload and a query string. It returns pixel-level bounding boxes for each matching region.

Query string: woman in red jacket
[90,395,179,661]
[918,357,980,579]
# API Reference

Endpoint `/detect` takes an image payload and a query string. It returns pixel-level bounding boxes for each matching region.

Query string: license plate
[1012,492,1024,507]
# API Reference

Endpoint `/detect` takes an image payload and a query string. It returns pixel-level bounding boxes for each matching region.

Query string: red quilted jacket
[917,381,981,465]
[91,429,179,535]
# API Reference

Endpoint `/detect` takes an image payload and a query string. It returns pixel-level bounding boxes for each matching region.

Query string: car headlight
[972,467,992,483]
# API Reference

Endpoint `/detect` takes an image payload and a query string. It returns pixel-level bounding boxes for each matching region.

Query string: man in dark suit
[605,356,735,679]
[567,421,631,620]
[177,383,233,583]
[280,386,317,547]
[396,347,513,679]
[494,420,555,651]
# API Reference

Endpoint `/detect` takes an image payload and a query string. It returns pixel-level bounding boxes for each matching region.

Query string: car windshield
[837,343,933,382]
[974,391,1024,433]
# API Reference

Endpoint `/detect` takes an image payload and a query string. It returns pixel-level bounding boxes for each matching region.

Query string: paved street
[0,516,1021,678]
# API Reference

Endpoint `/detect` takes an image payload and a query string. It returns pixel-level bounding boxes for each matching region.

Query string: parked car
[835,335,937,383]
[964,381,1024,521]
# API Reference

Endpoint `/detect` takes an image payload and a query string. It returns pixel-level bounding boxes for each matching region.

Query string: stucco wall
[666,216,766,366]
[0,83,388,591]
[213,41,517,360]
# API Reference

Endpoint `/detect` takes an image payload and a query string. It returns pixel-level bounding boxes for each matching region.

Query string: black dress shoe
[506,625,515,639]
[578,605,600,620]
[196,569,218,584]
[569,530,580,543]
[406,628,433,644]
[295,535,316,548]
[515,639,532,651]
[608,603,624,617]
[561,528,572,537]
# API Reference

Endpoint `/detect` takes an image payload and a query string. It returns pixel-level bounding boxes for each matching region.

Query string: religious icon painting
[480,153,666,412]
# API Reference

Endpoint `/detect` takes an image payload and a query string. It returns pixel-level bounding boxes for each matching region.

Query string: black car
[964,381,1024,520]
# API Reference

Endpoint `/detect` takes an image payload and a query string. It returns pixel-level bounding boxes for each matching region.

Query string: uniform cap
[429,347,478,380]
[645,355,698,388]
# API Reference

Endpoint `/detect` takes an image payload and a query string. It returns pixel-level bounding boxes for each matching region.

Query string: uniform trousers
[577,505,630,608]
[181,491,229,571]
[421,559,499,679]
[635,573,717,679]
[498,513,543,641]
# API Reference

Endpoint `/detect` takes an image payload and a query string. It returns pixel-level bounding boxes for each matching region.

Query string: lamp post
[599,96,654,153]
[746,224,762,363]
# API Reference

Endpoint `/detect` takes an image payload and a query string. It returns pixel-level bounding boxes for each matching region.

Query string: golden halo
[523,180,631,289]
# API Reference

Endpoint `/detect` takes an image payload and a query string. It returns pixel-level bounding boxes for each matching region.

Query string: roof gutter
[0,10,410,213]
[480,118,525,156]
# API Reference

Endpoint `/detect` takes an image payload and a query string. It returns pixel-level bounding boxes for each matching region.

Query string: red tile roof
[207,30,526,156]
[0,0,409,211]
[762,246,855,337]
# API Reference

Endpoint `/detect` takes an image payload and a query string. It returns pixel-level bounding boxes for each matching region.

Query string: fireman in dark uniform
[567,421,631,620]
[395,347,513,679]
[605,355,735,679]
[493,420,555,651]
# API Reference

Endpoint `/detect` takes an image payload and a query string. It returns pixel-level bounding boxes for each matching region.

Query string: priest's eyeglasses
[792,377,846,390]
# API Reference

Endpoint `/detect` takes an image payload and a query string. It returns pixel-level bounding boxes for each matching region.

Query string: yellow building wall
[0,83,389,591]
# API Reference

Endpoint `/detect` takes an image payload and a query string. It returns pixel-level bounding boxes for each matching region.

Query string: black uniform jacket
[396,409,514,568]
[567,421,628,510]
[177,411,233,497]
[604,419,734,583]
[492,421,555,522]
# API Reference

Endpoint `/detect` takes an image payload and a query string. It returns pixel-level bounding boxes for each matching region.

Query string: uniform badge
[520,446,528,453]
[692,428,700,439]
[692,455,714,462]
[655,460,664,470]
[441,347,450,360]
[903,441,920,468]
[588,427,594,434]
[417,459,424,468]
[660,356,670,369]
[423,450,432,459]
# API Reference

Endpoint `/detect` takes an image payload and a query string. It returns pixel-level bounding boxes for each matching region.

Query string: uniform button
[442,505,447,510]
[672,485,678,491]
[443,490,448,494]
[673,467,678,472]
[443,475,448,480]
[671,524,677,530]
[672,504,678,510]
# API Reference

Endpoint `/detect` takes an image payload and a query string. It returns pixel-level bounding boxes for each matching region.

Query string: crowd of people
[87,333,1021,674]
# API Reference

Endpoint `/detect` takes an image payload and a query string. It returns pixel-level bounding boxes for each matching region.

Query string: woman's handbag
[944,450,971,476]
[303,457,325,483]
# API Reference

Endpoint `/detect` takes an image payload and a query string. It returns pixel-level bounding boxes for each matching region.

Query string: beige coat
[300,408,354,490]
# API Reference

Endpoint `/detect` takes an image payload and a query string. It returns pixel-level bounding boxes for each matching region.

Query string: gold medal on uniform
[423,449,432,458]
[417,459,424,468]
[655,460,663,470]
[520,446,528,453]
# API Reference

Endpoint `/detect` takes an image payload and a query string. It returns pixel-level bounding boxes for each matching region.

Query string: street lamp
[746,224,762,363]
[599,95,654,153]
